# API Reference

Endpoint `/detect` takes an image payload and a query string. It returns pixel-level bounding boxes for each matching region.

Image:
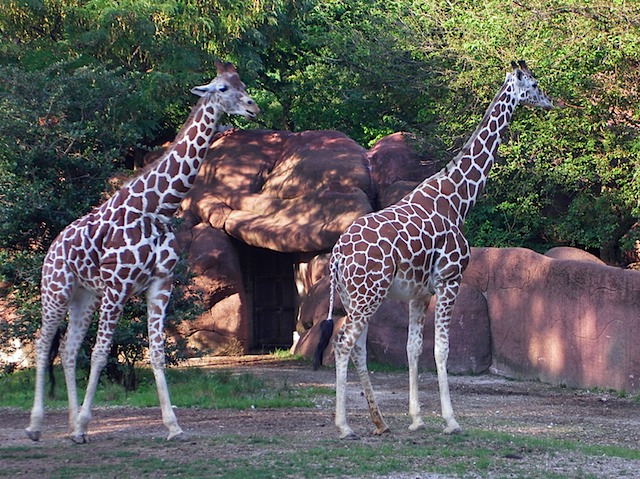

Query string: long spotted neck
[120,97,220,221]
[409,75,518,223]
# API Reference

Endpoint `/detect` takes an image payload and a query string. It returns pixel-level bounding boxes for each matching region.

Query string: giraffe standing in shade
[314,61,553,439]
[26,61,259,443]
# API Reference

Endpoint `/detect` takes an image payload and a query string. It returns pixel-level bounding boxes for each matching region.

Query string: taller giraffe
[26,61,259,443]
[314,61,553,439]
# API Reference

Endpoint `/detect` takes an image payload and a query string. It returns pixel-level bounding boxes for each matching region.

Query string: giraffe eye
[219,85,229,92]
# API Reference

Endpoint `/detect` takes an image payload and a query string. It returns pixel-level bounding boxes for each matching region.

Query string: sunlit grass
[0,364,332,410]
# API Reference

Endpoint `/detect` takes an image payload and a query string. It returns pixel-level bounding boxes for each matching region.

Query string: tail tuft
[47,328,62,400]
[313,319,334,370]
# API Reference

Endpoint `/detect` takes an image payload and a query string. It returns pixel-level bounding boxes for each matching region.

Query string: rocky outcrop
[182,129,374,253]
[175,224,247,354]
[175,128,640,393]
[367,132,435,208]
[463,247,640,392]
[177,128,437,355]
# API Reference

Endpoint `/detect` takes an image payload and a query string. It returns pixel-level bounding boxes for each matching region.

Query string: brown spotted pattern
[26,61,259,444]
[326,61,553,439]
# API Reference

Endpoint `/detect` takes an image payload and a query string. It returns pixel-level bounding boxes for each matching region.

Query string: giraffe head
[191,60,260,120]
[509,60,554,110]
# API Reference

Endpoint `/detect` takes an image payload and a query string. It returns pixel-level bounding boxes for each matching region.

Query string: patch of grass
[0,366,332,410]
[268,348,300,360]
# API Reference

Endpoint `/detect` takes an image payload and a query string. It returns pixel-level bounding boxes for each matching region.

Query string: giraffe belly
[387,273,431,301]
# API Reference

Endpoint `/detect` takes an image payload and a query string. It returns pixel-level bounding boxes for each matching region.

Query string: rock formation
[464,247,640,392]
[175,128,640,393]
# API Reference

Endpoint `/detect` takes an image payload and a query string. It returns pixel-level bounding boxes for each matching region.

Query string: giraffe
[26,61,259,444]
[314,61,553,439]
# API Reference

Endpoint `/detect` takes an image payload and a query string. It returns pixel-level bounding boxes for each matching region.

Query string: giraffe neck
[409,77,518,222]
[118,97,220,221]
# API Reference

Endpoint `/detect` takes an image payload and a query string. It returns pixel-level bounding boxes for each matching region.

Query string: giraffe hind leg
[26,302,69,441]
[407,299,428,431]
[350,324,389,436]
[333,337,357,440]
[70,291,126,444]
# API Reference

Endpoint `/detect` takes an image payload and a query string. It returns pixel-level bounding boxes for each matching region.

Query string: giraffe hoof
[443,425,462,435]
[340,432,360,440]
[409,419,426,431]
[25,429,41,442]
[373,425,390,436]
[167,430,185,442]
[70,434,88,444]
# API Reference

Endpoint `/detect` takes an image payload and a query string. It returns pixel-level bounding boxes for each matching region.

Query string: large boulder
[183,129,373,252]
[366,132,436,208]
[544,246,605,264]
[463,247,640,392]
[175,224,248,354]
[177,129,391,354]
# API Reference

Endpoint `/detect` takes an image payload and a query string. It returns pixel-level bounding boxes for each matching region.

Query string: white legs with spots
[25,305,67,441]
[62,288,100,442]
[328,282,462,439]
[333,322,389,440]
[146,278,183,441]
[407,299,427,431]
[433,281,461,435]
[26,280,183,443]
[350,325,389,436]
[434,335,461,435]
[68,290,126,443]
[332,335,354,439]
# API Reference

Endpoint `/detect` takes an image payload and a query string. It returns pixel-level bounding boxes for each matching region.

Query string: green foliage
[0,63,117,249]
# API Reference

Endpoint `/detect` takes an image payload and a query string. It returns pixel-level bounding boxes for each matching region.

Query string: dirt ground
[2,356,640,478]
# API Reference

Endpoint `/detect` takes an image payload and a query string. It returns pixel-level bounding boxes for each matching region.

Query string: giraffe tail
[47,327,62,400]
[313,259,337,371]
[313,318,334,370]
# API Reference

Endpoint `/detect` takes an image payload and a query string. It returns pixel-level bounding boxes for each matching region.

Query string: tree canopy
[1,0,638,263]
[0,1,639,360]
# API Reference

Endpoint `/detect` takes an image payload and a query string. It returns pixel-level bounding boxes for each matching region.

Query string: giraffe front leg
[407,299,428,431]
[147,278,183,441]
[62,288,99,435]
[433,282,462,435]
[350,325,389,436]
[434,336,461,434]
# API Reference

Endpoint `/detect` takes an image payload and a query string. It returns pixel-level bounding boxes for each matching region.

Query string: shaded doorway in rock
[234,241,298,352]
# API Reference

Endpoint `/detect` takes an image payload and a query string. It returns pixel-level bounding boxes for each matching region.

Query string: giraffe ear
[517,60,530,72]
[190,84,209,97]
[511,60,519,70]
